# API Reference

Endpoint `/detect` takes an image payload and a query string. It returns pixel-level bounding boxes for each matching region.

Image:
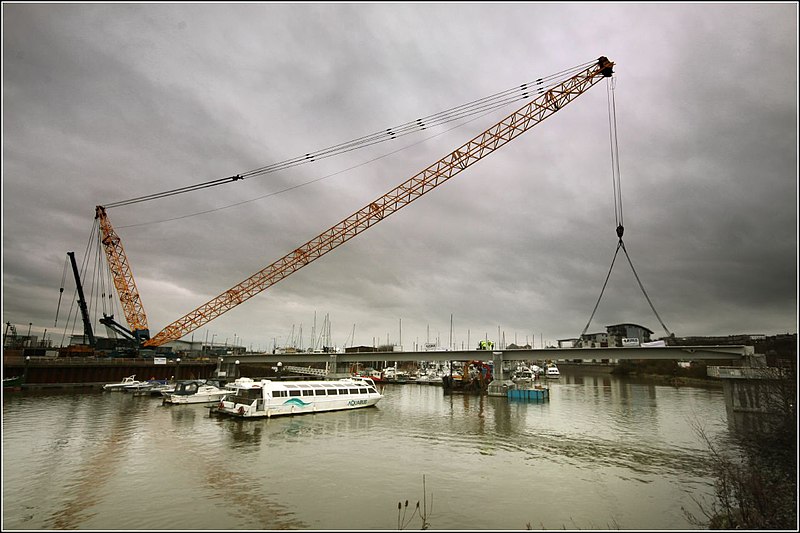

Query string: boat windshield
[239,389,262,400]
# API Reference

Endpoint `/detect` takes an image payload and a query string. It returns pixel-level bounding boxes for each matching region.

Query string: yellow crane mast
[95,205,150,341]
[138,56,614,347]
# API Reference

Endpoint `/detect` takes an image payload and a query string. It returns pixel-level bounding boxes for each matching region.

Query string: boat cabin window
[368,387,377,394]
[301,390,313,396]
[241,389,261,400]
[272,390,288,398]
[327,389,338,395]
[338,389,349,395]
[289,390,301,397]
[349,388,360,394]
[176,382,199,395]
[358,388,367,394]
[314,389,326,396]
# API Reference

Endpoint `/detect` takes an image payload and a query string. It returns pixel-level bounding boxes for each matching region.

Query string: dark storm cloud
[2,3,797,351]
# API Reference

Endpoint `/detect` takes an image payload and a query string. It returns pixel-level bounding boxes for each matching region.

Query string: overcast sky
[2,2,797,352]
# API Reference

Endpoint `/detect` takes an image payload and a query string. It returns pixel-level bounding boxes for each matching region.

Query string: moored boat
[148,381,176,397]
[124,378,167,393]
[162,379,229,405]
[223,376,268,393]
[3,375,23,390]
[214,376,383,418]
[511,366,537,386]
[103,375,141,391]
[442,361,493,394]
[545,364,561,379]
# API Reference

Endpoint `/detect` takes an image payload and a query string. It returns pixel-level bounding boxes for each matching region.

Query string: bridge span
[216,345,754,376]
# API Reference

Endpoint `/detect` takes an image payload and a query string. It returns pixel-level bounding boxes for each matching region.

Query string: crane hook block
[616,224,624,240]
[598,56,614,77]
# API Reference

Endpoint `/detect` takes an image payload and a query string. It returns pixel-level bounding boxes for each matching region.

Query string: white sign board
[154,357,167,365]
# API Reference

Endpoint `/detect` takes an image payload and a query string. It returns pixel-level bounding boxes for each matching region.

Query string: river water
[2,372,732,530]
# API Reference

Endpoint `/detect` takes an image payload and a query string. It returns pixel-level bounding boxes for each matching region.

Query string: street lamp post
[176,358,181,381]
[235,360,240,378]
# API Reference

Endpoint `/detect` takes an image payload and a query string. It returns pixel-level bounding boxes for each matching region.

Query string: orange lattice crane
[96,205,150,342]
[137,56,614,346]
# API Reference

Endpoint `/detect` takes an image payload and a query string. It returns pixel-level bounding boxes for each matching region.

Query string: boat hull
[215,396,382,418]
[102,376,140,391]
[163,391,228,404]
[3,376,23,390]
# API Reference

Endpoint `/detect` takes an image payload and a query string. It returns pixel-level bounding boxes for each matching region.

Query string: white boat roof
[227,377,375,390]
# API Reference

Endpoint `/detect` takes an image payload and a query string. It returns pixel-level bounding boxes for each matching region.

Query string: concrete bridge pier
[708,354,792,431]
[488,351,514,397]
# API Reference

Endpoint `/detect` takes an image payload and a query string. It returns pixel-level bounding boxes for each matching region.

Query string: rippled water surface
[2,373,730,530]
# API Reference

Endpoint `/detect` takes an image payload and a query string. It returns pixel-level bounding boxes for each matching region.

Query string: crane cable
[580,77,672,339]
[101,61,596,209]
[117,98,511,230]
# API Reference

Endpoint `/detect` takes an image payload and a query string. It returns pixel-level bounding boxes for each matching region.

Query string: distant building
[557,338,579,348]
[506,343,533,350]
[345,345,379,353]
[578,332,609,348]
[164,339,203,353]
[606,323,653,347]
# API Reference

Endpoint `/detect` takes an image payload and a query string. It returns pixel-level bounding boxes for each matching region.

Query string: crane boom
[144,56,614,347]
[67,251,96,347]
[95,205,150,341]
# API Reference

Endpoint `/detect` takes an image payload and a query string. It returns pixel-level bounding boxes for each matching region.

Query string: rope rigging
[102,61,596,209]
[580,77,672,340]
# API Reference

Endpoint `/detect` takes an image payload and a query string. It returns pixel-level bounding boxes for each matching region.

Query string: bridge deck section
[219,345,753,366]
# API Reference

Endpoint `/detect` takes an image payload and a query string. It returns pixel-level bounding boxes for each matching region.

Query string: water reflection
[2,374,730,530]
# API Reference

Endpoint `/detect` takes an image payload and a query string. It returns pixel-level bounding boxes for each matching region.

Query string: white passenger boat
[214,376,383,418]
[162,380,229,405]
[103,375,141,391]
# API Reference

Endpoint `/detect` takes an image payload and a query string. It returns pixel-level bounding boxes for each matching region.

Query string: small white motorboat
[545,364,561,379]
[162,380,229,405]
[149,381,176,397]
[103,375,141,391]
[511,366,536,385]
